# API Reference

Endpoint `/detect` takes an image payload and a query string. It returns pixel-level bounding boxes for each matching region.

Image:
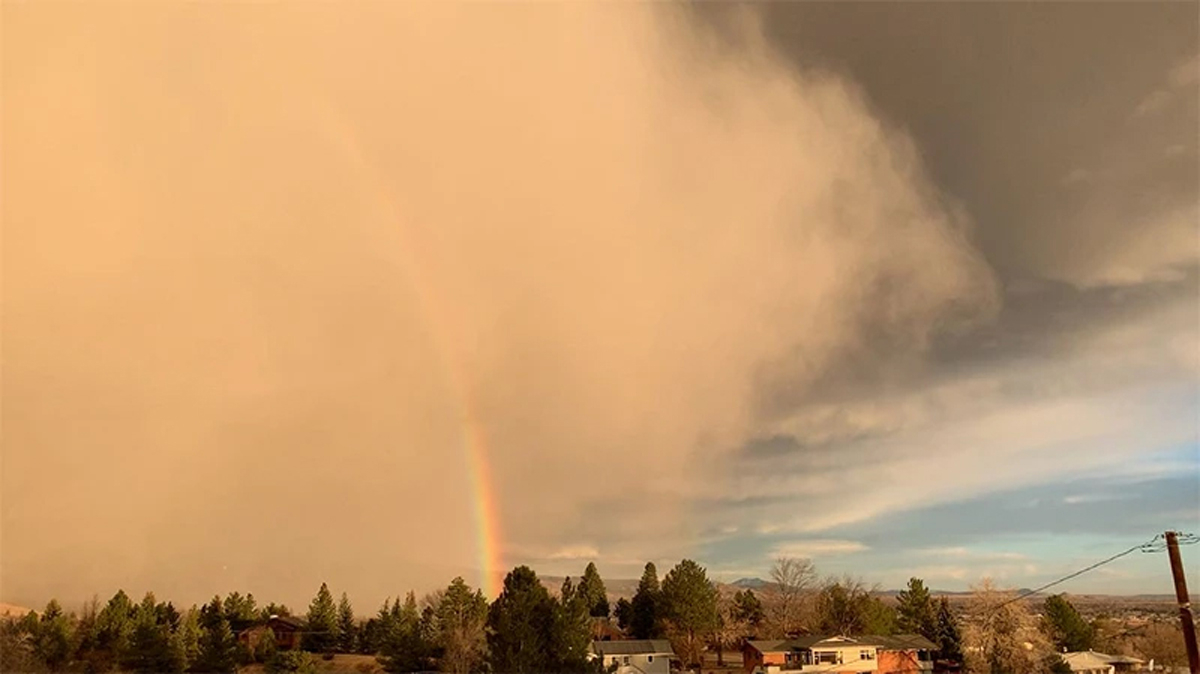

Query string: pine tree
[661,559,720,669]
[178,607,203,671]
[935,597,963,662]
[897,578,938,640]
[337,592,358,653]
[305,582,340,654]
[815,580,894,636]
[256,622,279,663]
[487,566,556,674]
[732,590,765,628]
[196,597,238,674]
[578,562,611,618]
[129,592,184,672]
[614,598,633,631]
[34,599,76,672]
[96,589,135,669]
[1043,595,1094,652]
[436,577,489,674]
[378,592,430,672]
[223,592,259,632]
[551,577,596,672]
[260,603,292,621]
[631,562,664,639]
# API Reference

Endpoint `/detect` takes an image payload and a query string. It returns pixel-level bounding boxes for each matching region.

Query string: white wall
[604,652,672,674]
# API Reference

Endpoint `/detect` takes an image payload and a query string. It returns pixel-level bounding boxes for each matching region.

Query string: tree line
[2,557,1192,674]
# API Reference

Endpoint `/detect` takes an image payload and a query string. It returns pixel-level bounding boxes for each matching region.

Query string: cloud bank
[3,3,999,605]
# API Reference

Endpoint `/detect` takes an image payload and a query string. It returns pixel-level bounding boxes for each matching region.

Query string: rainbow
[313,102,505,598]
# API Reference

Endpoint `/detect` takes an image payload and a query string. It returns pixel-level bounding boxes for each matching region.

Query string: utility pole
[1165,531,1200,674]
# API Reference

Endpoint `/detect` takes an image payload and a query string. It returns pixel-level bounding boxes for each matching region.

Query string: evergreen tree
[897,578,938,640]
[378,592,430,673]
[305,582,339,654]
[436,577,489,674]
[260,603,292,621]
[551,577,596,672]
[196,597,238,674]
[256,622,279,663]
[935,598,964,663]
[178,606,203,671]
[732,590,765,628]
[223,592,259,633]
[34,599,76,672]
[578,562,611,618]
[129,592,184,672]
[337,592,358,654]
[487,566,556,674]
[864,597,897,635]
[815,580,895,636]
[661,559,720,669]
[359,617,384,655]
[96,589,136,669]
[1042,595,1094,652]
[614,598,634,631]
[630,562,664,639]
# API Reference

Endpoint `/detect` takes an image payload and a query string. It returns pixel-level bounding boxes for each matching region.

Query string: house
[237,615,305,652]
[744,641,790,673]
[743,635,937,674]
[591,639,675,674]
[591,616,624,641]
[1062,651,1147,674]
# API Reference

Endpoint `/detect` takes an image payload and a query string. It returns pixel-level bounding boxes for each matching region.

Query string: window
[648,656,654,663]
[816,651,842,665]
[860,650,875,660]
[623,656,630,665]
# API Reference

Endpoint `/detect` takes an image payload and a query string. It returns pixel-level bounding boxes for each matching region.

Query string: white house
[591,639,675,674]
[1062,651,1147,674]
[744,634,937,674]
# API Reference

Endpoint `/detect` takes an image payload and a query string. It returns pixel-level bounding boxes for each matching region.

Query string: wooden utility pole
[1165,531,1200,674]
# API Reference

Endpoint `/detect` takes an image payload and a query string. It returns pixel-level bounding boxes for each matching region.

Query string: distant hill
[0,602,31,617]
[730,577,770,589]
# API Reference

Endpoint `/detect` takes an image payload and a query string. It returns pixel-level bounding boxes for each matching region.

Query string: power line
[987,533,1188,614]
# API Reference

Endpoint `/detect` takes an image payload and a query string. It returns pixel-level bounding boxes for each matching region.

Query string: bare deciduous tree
[767,557,817,637]
[963,578,1050,674]
[1134,621,1193,671]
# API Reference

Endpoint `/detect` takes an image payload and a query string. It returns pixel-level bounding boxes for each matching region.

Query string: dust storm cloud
[2,3,996,606]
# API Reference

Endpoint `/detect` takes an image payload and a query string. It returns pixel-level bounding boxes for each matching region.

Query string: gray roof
[746,640,788,654]
[592,640,675,656]
[866,634,939,651]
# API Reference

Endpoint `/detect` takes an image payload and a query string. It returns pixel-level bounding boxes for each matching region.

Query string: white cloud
[714,295,1198,537]
[1062,494,1130,505]
[914,547,1028,562]
[548,545,601,561]
[770,540,869,558]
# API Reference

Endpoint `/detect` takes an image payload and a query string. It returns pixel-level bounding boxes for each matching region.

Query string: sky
[2,2,1197,610]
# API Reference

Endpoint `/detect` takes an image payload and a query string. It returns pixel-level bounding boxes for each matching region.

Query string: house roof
[592,640,675,656]
[269,615,306,629]
[867,634,939,651]
[746,640,788,654]
[753,634,937,652]
[1063,651,1145,670]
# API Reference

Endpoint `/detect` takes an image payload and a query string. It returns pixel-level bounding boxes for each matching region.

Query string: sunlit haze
[3,2,1197,611]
